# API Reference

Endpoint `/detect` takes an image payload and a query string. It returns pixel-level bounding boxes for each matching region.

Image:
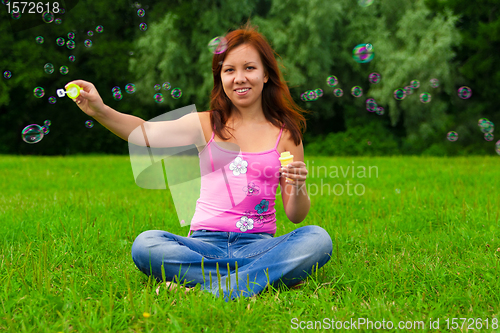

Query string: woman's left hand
[280,162,308,188]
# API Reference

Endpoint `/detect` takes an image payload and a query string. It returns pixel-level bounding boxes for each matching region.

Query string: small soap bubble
[36,36,44,44]
[44,63,54,74]
[171,88,182,99]
[394,89,406,100]
[113,91,123,101]
[410,80,420,89]
[139,23,147,31]
[42,126,50,135]
[333,88,343,97]
[306,90,318,101]
[478,118,488,127]
[69,55,76,62]
[484,132,494,142]
[59,8,65,14]
[67,32,75,39]
[87,30,93,37]
[55,18,61,24]
[1,0,10,4]
[112,86,121,93]
[480,120,494,133]
[137,8,145,17]
[420,92,431,103]
[85,120,94,128]
[162,82,171,90]
[376,106,385,115]
[458,86,472,99]
[96,25,103,33]
[315,88,323,98]
[3,70,12,79]
[56,37,65,46]
[66,40,75,49]
[21,124,44,144]
[44,120,52,127]
[208,36,228,54]
[430,78,439,88]
[48,96,57,104]
[326,75,338,87]
[358,0,374,7]
[154,84,161,91]
[42,11,54,23]
[351,86,363,97]
[369,73,381,84]
[404,86,413,95]
[447,131,458,142]
[33,87,45,98]
[154,93,164,103]
[352,44,374,63]
[366,98,377,112]
[11,10,21,19]
[59,66,69,75]
[125,83,136,94]
[395,188,401,194]
[84,39,92,47]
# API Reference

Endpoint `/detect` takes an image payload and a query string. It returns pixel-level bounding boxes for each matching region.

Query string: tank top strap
[274,124,285,150]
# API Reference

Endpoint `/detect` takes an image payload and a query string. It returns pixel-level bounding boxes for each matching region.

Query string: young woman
[67,23,332,301]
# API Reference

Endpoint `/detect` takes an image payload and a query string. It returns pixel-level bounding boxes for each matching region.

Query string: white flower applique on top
[229,156,248,176]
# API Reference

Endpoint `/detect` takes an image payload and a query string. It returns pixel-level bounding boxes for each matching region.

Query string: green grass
[1,155,499,332]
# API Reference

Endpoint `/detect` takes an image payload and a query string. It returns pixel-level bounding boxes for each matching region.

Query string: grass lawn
[1,154,499,332]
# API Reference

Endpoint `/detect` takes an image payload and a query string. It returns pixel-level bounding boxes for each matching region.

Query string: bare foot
[156,281,192,295]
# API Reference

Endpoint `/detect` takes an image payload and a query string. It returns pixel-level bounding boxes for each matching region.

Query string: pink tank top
[189,124,285,235]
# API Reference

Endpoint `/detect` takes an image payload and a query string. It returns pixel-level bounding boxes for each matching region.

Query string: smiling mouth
[235,88,250,93]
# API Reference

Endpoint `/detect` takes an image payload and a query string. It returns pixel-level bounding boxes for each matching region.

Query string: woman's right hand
[65,80,105,118]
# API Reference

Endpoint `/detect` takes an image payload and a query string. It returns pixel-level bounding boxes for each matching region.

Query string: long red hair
[209,23,310,146]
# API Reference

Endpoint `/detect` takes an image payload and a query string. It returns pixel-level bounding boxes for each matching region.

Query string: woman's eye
[224,69,233,73]
[247,66,255,70]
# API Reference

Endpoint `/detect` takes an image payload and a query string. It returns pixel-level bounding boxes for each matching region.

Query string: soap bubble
[69,55,76,62]
[66,40,75,49]
[458,86,472,99]
[44,120,51,127]
[404,86,413,95]
[22,124,44,144]
[125,83,136,94]
[366,98,377,112]
[33,87,45,98]
[351,86,363,97]
[315,88,323,98]
[87,30,93,37]
[352,44,374,63]
[358,0,374,6]
[85,120,94,128]
[59,66,69,75]
[11,10,21,19]
[171,88,182,99]
[42,126,50,135]
[137,8,145,17]
[333,88,343,97]
[3,70,12,79]
[84,39,92,47]
[394,89,406,100]
[162,82,171,90]
[484,133,494,141]
[56,37,65,46]
[67,32,75,39]
[479,120,494,133]
[42,11,54,23]
[55,18,61,24]
[112,86,121,93]
[44,63,54,74]
[59,8,65,14]
[96,25,103,33]
[395,188,400,194]
[139,23,147,31]
[154,84,161,91]
[447,131,458,142]
[369,73,381,84]
[478,118,488,127]
[36,36,44,44]
[154,93,164,103]
[326,75,338,87]
[430,78,439,88]
[113,91,123,101]
[208,36,227,54]
[376,106,385,115]
[410,80,420,89]
[420,92,431,103]
[48,96,56,104]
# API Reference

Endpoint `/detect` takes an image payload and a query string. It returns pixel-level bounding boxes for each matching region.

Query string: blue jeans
[131,225,333,301]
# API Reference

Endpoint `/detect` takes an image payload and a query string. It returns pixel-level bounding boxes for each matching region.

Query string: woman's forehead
[224,44,261,64]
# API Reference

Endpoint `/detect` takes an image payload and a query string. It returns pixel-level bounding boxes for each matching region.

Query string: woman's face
[220,43,268,112]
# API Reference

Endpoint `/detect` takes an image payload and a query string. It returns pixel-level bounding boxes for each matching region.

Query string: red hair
[209,23,311,146]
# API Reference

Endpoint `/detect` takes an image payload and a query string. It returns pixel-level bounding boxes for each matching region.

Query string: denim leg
[205,225,333,301]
